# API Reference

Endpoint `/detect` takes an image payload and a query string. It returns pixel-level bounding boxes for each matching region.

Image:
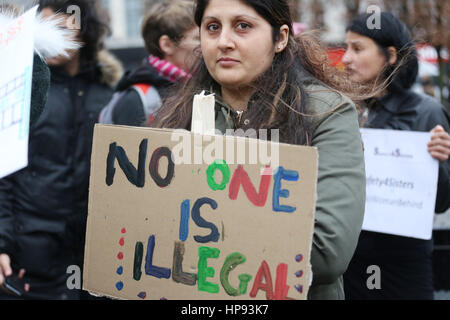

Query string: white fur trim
[0,4,80,59]
[34,13,81,59]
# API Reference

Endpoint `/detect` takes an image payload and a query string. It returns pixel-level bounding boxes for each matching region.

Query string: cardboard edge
[94,123,188,135]
[83,125,101,294]
[84,288,125,301]
[94,124,311,151]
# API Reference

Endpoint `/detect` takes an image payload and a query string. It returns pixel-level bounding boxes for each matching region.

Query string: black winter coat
[0,52,122,299]
[344,89,450,300]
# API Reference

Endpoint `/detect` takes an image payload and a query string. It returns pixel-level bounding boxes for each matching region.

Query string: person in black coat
[0,0,123,299]
[341,12,450,300]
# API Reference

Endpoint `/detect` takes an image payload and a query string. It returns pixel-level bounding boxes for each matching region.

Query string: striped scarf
[148,55,191,83]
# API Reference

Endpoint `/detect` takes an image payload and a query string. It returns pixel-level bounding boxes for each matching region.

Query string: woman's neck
[221,86,254,112]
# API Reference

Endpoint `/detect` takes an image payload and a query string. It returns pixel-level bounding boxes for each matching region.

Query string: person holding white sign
[342,12,450,300]
[155,0,367,300]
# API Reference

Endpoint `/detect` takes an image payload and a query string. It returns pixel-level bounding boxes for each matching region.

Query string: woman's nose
[342,50,352,65]
[217,29,235,51]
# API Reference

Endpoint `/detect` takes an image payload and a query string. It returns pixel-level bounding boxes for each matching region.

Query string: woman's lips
[346,67,355,75]
[217,57,240,67]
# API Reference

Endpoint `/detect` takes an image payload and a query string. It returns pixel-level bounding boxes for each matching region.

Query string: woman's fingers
[18,269,26,278]
[0,254,12,279]
[428,127,450,161]
[428,145,450,161]
[429,151,449,162]
[431,125,445,134]
[428,138,450,150]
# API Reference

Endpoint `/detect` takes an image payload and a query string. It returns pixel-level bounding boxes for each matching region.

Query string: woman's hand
[0,254,12,286]
[428,125,450,162]
[0,254,30,295]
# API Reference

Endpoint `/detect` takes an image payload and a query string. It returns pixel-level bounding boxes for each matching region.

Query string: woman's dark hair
[38,0,110,68]
[155,0,364,145]
[346,12,419,93]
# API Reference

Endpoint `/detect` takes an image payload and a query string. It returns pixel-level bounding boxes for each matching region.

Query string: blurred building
[102,0,152,49]
[102,0,158,70]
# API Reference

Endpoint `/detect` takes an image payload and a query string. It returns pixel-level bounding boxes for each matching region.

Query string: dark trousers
[344,231,434,300]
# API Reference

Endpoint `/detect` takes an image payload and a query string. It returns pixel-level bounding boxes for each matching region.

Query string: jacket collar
[49,63,100,83]
[115,59,173,91]
[375,89,420,115]
[50,50,123,87]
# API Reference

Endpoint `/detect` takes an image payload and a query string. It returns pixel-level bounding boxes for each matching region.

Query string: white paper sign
[360,128,439,240]
[0,6,37,179]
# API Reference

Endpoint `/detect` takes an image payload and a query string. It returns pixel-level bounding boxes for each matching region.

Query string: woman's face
[342,31,387,84]
[200,0,277,90]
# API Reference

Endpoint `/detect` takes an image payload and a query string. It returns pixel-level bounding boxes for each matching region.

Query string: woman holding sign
[342,13,450,300]
[155,0,367,299]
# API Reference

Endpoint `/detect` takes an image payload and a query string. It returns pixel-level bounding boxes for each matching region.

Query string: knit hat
[347,12,419,91]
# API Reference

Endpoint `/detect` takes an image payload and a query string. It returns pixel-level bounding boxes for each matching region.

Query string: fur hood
[0,5,80,59]
[1,5,123,87]
[97,49,124,88]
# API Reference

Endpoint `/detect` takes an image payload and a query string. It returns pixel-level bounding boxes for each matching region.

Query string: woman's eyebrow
[348,40,363,46]
[202,14,261,22]
[202,16,216,22]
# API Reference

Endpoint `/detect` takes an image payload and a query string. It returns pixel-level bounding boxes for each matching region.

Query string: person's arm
[308,93,366,287]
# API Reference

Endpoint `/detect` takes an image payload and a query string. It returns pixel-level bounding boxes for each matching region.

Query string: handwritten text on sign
[84,125,317,300]
[361,128,439,240]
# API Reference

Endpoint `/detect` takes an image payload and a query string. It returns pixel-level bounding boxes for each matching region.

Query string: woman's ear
[387,46,398,66]
[276,24,290,53]
[159,35,176,58]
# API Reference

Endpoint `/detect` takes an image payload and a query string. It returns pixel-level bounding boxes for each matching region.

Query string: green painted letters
[197,246,220,294]
[220,252,252,296]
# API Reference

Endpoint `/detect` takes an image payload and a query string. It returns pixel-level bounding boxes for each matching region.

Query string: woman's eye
[207,24,220,32]
[236,22,251,31]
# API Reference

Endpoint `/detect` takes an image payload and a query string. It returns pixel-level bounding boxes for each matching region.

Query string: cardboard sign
[0,6,37,178]
[84,125,318,300]
[361,128,439,240]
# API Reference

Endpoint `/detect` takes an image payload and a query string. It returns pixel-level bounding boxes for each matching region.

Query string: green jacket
[214,83,366,300]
